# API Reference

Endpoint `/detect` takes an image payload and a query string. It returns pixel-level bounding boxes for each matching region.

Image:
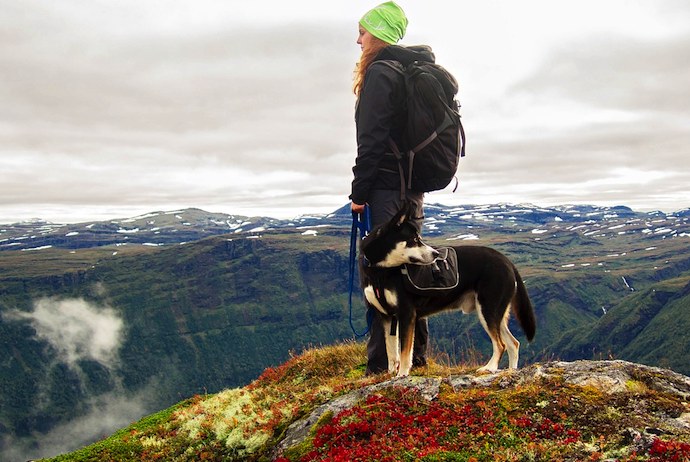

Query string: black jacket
[350,45,436,205]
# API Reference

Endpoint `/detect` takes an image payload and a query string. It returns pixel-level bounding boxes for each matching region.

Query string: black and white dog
[360,203,536,377]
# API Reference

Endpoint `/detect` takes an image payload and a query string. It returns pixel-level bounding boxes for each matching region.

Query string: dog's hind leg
[500,308,520,369]
[476,305,505,374]
[477,331,505,373]
[381,317,400,374]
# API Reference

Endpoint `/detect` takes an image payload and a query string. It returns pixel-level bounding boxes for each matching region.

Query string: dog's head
[361,202,439,268]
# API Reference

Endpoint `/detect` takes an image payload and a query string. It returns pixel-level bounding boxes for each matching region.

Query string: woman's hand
[351,202,366,214]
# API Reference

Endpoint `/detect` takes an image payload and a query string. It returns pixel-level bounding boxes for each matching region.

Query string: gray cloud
[511,33,690,115]
[446,27,690,212]
[6,297,123,368]
[2,296,160,460]
[1,6,357,218]
[1,1,689,222]
[1,390,151,461]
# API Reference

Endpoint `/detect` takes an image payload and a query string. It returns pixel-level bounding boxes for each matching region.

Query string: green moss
[625,379,648,393]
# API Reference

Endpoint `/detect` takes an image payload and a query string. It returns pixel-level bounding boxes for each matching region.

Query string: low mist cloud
[8,297,124,368]
[2,389,152,461]
[2,297,143,460]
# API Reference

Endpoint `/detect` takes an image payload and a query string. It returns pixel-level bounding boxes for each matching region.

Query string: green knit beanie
[360,1,408,45]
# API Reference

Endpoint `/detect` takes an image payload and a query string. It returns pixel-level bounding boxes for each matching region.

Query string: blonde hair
[353,37,390,97]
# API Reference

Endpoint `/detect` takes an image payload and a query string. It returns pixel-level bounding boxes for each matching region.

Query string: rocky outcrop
[277,360,690,460]
[449,360,690,399]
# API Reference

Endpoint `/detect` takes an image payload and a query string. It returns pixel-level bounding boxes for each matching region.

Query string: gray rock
[272,360,690,460]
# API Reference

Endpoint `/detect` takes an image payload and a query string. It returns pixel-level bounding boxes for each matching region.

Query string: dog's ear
[393,200,415,227]
[391,203,409,227]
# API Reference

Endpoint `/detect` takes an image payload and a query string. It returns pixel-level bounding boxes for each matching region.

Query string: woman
[350,1,436,374]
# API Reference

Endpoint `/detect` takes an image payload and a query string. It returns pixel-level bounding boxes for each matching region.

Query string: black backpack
[383,60,466,193]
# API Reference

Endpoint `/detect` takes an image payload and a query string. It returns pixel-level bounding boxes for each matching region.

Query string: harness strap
[373,286,389,311]
[390,317,398,336]
[372,282,398,337]
[389,139,407,201]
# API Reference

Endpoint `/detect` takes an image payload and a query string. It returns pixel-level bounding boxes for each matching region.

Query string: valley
[1,202,688,460]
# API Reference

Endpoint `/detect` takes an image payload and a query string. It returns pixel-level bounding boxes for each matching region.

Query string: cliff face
[46,343,690,462]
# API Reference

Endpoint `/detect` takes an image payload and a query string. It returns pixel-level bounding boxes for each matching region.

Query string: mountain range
[1,202,689,460]
[4,203,688,252]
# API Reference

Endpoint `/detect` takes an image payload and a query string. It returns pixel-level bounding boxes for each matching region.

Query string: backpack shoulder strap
[372,59,405,74]
[375,60,408,200]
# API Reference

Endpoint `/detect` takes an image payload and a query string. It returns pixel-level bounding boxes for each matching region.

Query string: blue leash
[348,206,373,338]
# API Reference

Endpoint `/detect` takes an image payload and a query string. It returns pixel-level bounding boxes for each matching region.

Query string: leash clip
[352,206,372,237]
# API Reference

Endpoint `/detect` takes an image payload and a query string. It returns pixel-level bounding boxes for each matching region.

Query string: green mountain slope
[1,211,689,460]
[554,277,690,370]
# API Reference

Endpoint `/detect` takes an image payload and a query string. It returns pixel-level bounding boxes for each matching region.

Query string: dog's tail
[512,266,536,341]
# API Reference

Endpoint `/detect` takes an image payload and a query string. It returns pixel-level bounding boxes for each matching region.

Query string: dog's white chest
[363,285,398,315]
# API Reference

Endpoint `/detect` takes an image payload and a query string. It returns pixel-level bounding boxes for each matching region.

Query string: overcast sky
[1,1,689,223]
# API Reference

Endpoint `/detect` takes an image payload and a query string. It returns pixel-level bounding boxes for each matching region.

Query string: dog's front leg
[397,313,416,377]
[381,317,399,374]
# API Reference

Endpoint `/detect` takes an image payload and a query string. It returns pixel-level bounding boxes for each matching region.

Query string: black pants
[364,189,429,374]
[367,189,424,234]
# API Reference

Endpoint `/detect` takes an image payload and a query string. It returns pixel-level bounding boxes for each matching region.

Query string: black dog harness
[367,248,460,336]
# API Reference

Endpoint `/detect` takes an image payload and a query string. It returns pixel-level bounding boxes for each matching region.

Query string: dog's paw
[476,365,498,375]
[388,360,400,375]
